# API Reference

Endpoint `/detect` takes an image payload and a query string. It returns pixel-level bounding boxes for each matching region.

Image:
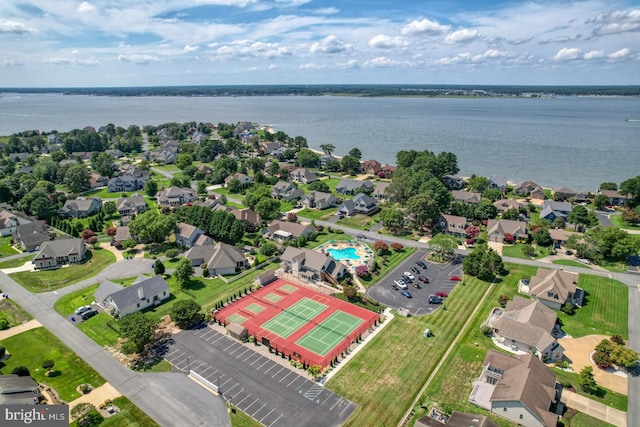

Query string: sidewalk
[0,318,41,340]
[561,390,626,426]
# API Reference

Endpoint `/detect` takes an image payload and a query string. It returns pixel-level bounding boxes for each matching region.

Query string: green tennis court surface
[227,313,248,324]
[296,311,364,356]
[279,283,298,293]
[245,303,265,314]
[264,292,284,303]
[261,298,328,338]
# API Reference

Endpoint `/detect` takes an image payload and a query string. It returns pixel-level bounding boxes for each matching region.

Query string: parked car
[565,250,573,255]
[403,271,415,281]
[449,275,462,281]
[75,305,92,315]
[391,283,398,290]
[428,295,443,304]
[418,275,429,283]
[80,309,98,320]
[435,291,449,298]
[411,266,421,274]
[578,258,591,265]
[401,290,413,298]
[412,282,421,289]
[416,261,428,269]
[394,280,408,290]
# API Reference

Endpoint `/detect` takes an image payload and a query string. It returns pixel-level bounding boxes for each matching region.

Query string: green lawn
[153,164,181,173]
[0,298,32,326]
[54,284,100,317]
[336,214,380,231]
[358,247,416,288]
[229,406,261,427]
[100,396,161,427]
[0,236,19,257]
[610,214,640,231]
[595,257,629,273]
[0,254,34,269]
[557,274,628,339]
[299,177,341,194]
[552,368,627,411]
[78,312,122,347]
[565,411,617,427]
[10,248,116,292]
[326,274,489,427]
[81,187,134,199]
[501,243,553,260]
[552,259,591,269]
[297,207,337,220]
[0,327,105,402]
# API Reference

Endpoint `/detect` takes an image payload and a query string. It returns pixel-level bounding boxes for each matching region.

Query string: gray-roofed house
[185,242,248,276]
[552,187,586,202]
[487,296,564,361]
[58,197,102,218]
[175,222,212,248]
[439,215,468,239]
[524,269,583,310]
[0,374,41,405]
[289,168,317,184]
[597,189,632,206]
[89,172,109,189]
[264,220,314,241]
[224,172,253,187]
[539,200,572,222]
[486,219,528,243]
[271,181,304,201]
[280,246,347,284]
[300,191,338,210]
[13,221,52,252]
[488,176,508,191]
[452,190,482,204]
[94,275,170,318]
[337,193,379,216]
[336,179,374,195]
[514,181,546,200]
[469,350,559,427]
[107,175,146,193]
[372,182,390,201]
[33,238,86,270]
[117,194,148,217]
[113,226,132,248]
[0,210,21,236]
[156,186,198,207]
[442,175,465,190]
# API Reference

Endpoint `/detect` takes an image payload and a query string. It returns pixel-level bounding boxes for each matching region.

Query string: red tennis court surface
[214,278,379,368]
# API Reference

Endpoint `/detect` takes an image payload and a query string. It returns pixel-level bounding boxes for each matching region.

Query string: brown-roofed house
[439,214,468,239]
[280,246,347,284]
[525,269,583,310]
[264,220,314,241]
[513,181,546,200]
[486,219,528,243]
[597,189,632,206]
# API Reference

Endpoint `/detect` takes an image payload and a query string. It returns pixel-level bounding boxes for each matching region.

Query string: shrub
[611,334,626,346]
[481,325,493,336]
[390,242,403,251]
[497,294,510,308]
[42,360,55,370]
[0,318,9,330]
[561,302,575,315]
[165,248,179,259]
[11,366,30,377]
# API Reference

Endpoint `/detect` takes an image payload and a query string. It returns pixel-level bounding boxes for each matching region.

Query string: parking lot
[366,249,463,315]
[161,325,356,427]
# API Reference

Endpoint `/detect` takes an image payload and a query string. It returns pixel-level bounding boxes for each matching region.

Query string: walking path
[560,390,627,426]
[0,318,41,340]
[68,382,122,411]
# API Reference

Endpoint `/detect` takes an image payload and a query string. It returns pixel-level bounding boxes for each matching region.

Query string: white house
[94,275,170,318]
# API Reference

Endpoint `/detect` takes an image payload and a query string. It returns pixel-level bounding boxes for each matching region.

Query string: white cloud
[215,40,292,59]
[4,59,25,66]
[337,59,360,69]
[0,20,35,35]
[184,45,199,52]
[268,64,278,70]
[310,35,351,54]
[583,50,606,60]
[43,58,73,65]
[401,18,450,36]
[445,29,481,44]
[299,62,325,70]
[368,34,406,49]
[590,9,640,35]
[553,48,582,61]
[76,58,100,66]
[472,49,513,62]
[117,54,160,64]
[314,7,339,15]
[364,56,402,67]
[608,48,630,59]
[77,2,96,13]
[435,53,472,65]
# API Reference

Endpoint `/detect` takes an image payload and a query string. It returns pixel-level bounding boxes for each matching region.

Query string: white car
[403,271,415,281]
[578,258,591,265]
[75,305,92,315]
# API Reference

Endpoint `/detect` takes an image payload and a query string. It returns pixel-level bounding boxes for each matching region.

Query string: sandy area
[558,334,627,395]
[68,383,122,412]
[98,242,145,261]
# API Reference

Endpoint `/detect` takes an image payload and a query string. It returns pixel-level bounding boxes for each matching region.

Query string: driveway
[366,250,463,316]
[162,325,356,427]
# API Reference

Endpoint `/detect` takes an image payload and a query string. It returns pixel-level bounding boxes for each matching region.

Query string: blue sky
[1,0,638,87]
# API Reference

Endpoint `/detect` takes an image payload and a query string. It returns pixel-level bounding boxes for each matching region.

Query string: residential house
[280,246,347,284]
[175,222,213,248]
[289,168,317,184]
[185,242,249,276]
[117,194,148,217]
[493,199,525,216]
[107,175,146,193]
[452,190,482,204]
[335,179,374,195]
[552,187,587,202]
[94,275,170,318]
[597,189,632,206]
[0,210,21,237]
[361,159,382,176]
[524,269,583,310]
[469,350,559,427]
[373,182,390,201]
[318,154,337,169]
[442,175,465,190]
[70,151,92,161]
[197,164,213,175]
[8,152,29,163]
[415,412,498,427]
[539,200,572,222]
[58,197,102,219]
[487,296,564,361]
[548,229,577,248]
[230,208,262,230]
[486,219,528,243]
[439,215,468,239]
[337,193,379,216]
[0,374,40,405]
[113,226,132,248]
[261,141,284,155]
[264,220,314,241]
[380,164,397,177]
[105,149,124,159]
[156,186,198,207]
[33,238,86,270]
[13,221,52,252]
[301,191,338,210]
[17,165,33,174]
[488,176,509,192]
[89,172,109,189]
[224,172,253,187]
[514,181,546,200]
[271,181,304,202]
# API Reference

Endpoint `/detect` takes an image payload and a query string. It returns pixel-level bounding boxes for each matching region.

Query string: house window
[163,291,166,296]
[153,295,159,301]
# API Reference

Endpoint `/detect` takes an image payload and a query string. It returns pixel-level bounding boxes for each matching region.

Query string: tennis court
[264,292,284,303]
[245,303,265,314]
[296,311,364,356]
[261,298,328,338]
[226,313,247,324]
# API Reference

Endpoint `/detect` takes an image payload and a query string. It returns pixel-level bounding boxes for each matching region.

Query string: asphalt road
[164,325,356,427]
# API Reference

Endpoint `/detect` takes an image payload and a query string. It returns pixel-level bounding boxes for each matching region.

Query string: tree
[501,208,519,220]
[175,258,194,287]
[119,312,158,354]
[593,194,610,210]
[466,225,481,239]
[81,229,95,241]
[129,210,176,243]
[406,193,440,229]
[154,259,165,275]
[386,169,413,207]
[63,164,90,193]
[532,228,552,246]
[176,153,193,170]
[463,243,504,280]
[42,359,55,374]
[343,285,358,301]
[474,199,498,220]
[254,198,281,221]
[340,155,361,175]
[295,148,319,168]
[319,144,335,155]
[91,152,115,177]
[170,299,205,329]
[428,234,458,260]
[144,179,158,197]
[102,200,117,216]
[380,209,404,231]
[483,188,503,202]
[243,185,272,210]
[11,366,31,377]
[579,366,597,394]
[391,242,404,252]
[165,248,179,259]
[467,175,490,193]
[611,345,639,369]
[260,242,278,257]
[620,175,640,207]
[599,182,618,191]
[30,196,55,220]
[567,205,597,231]
[373,240,388,253]
[307,180,329,193]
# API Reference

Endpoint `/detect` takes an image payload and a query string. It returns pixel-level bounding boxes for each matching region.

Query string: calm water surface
[0,93,638,190]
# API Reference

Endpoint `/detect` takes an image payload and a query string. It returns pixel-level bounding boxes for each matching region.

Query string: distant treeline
[1,84,640,97]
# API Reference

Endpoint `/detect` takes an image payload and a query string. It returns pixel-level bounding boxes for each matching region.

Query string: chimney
[138,287,144,299]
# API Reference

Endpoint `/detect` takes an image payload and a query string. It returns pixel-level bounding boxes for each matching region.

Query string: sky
[1,0,639,87]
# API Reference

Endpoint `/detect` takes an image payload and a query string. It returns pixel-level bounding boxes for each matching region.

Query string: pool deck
[316,240,374,270]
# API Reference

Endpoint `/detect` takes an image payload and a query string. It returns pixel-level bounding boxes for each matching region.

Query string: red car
[418,275,429,283]
[449,276,462,281]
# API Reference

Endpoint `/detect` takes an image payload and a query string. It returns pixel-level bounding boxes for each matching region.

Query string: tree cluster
[463,243,504,280]
[175,205,244,244]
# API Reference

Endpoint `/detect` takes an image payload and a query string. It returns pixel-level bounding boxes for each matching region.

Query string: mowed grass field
[326,275,491,427]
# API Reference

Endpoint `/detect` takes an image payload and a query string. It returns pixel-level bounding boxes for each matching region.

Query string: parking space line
[278,371,292,383]
[263,363,277,374]
[329,397,343,411]
[249,355,263,366]
[320,391,333,406]
[287,376,300,387]
[250,403,267,418]
[259,408,275,423]
[339,402,353,416]
[200,366,212,376]
[268,413,284,427]
[229,345,244,355]
[271,366,285,378]
[235,348,251,359]
[220,378,233,388]
[257,360,270,370]
[236,394,251,406]
[244,398,259,411]
[242,352,258,363]
[224,342,238,352]
[225,383,239,394]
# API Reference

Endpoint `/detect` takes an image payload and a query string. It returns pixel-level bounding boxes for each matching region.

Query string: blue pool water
[326,247,361,261]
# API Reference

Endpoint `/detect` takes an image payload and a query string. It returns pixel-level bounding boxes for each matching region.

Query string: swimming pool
[326,247,361,261]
